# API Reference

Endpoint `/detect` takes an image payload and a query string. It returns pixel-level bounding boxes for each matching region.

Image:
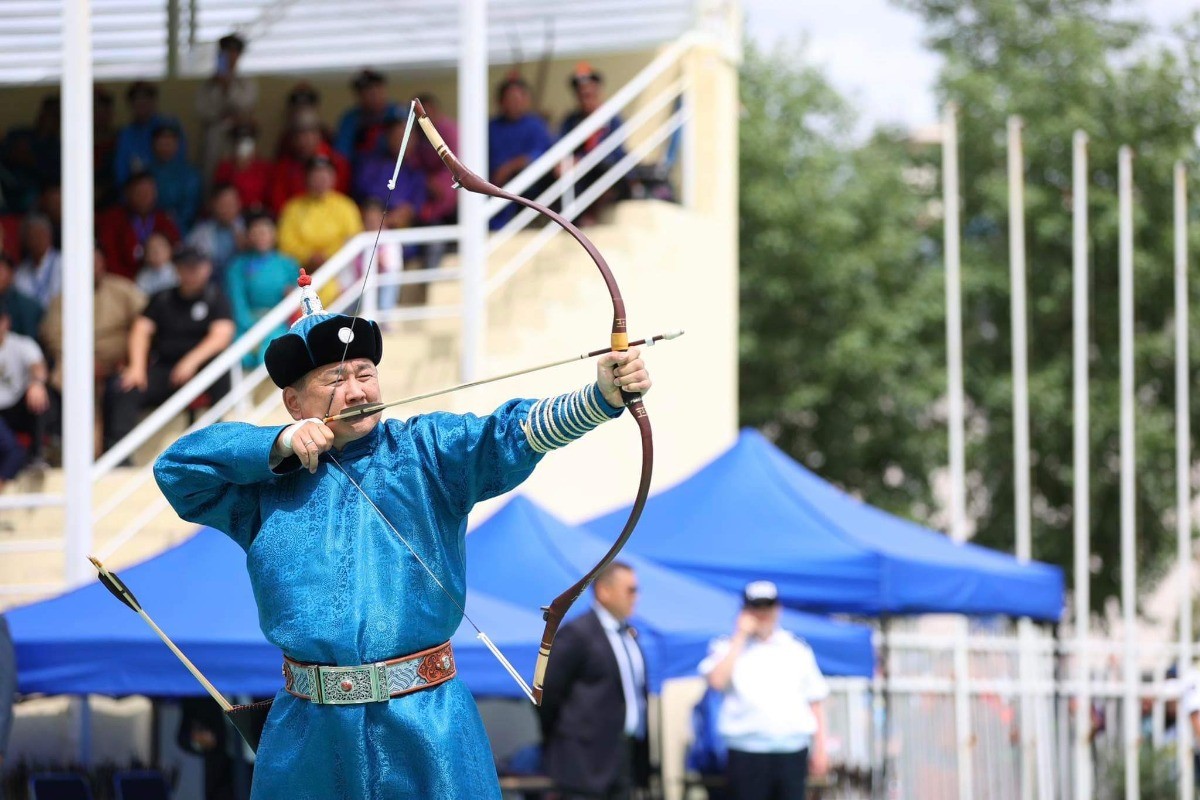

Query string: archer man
[154,274,651,798]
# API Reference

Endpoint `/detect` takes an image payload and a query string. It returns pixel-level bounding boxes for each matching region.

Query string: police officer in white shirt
[699,580,829,800]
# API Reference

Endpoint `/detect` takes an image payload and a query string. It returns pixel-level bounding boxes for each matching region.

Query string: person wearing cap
[539,561,650,800]
[98,171,181,281]
[195,33,258,186]
[108,247,234,447]
[488,75,553,230]
[559,63,629,226]
[148,120,202,233]
[270,118,351,215]
[277,156,362,306]
[334,69,401,168]
[699,580,830,800]
[152,272,653,799]
[114,81,188,187]
[214,122,272,212]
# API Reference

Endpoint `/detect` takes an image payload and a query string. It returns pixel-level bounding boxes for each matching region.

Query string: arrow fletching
[89,555,142,614]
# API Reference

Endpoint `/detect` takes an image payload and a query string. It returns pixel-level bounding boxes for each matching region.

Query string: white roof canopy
[0,0,698,85]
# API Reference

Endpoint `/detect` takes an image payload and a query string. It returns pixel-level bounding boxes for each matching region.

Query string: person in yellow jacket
[277,154,363,306]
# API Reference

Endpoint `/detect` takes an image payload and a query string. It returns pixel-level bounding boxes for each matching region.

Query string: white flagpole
[943,101,975,800]
[1175,159,1193,800]
[1072,130,1093,800]
[1007,116,1037,800]
[1118,144,1138,800]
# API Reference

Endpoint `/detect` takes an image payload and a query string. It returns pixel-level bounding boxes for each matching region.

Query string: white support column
[1072,130,1093,800]
[457,0,488,381]
[1174,159,1193,800]
[942,102,974,800]
[62,0,95,587]
[1007,116,1037,800]
[1118,144,1138,800]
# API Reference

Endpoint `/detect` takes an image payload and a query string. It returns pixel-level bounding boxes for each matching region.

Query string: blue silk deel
[154,403,544,799]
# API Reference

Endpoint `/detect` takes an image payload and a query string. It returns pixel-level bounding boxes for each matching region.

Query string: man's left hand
[597,347,651,407]
[170,358,199,388]
[810,748,829,778]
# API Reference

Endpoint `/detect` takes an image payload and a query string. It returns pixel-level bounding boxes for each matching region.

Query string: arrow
[325,329,683,423]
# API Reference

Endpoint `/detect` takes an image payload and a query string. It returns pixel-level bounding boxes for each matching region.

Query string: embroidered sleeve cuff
[522,383,622,454]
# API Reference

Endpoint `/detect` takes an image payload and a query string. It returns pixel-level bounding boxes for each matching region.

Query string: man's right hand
[279,418,335,474]
[119,366,148,392]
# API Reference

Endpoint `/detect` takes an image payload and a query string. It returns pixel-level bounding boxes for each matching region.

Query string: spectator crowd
[0,33,636,484]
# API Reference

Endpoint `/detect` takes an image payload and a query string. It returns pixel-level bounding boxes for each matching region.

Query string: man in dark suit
[539,561,649,799]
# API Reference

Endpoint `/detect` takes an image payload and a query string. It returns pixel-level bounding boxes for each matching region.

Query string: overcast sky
[741,0,1198,132]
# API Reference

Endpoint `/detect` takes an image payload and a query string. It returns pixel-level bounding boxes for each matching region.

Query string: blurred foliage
[739,0,1200,612]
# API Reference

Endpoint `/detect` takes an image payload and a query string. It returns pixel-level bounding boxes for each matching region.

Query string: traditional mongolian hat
[263,271,383,388]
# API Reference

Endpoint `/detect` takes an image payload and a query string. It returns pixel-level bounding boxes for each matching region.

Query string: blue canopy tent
[7,528,546,699]
[587,429,1064,621]
[465,496,875,681]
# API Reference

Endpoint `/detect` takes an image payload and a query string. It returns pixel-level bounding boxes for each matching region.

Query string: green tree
[739,42,948,525]
[740,1,1200,610]
[895,0,1200,609]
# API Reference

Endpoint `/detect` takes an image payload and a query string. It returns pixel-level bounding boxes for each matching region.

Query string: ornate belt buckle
[320,664,385,705]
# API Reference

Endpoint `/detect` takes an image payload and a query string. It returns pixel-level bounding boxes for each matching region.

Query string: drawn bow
[408,99,655,703]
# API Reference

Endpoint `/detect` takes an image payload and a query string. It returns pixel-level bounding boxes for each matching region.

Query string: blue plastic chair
[27,773,92,800]
[113,770,170,800]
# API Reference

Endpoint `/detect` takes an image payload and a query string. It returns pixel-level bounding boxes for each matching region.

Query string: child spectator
[135,232,179,296]
[213,122,272,213]
[98,171,181,281]
[149,121,202,233]
[186,183,245,287]
[224,213,299,369]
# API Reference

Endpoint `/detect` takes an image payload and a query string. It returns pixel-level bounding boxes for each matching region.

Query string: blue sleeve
[531,118,552,159]
[181,168,201,232]
[410,399,544,518]
[334,110,358,160]
[153,422,299,551]
[114,129,134,186]
[0,616,14,760]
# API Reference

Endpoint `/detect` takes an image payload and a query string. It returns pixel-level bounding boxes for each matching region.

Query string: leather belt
[283,641,456,705]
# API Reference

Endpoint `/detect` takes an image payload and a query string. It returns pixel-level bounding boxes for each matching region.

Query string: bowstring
[323,100,418,419]
[317,101,536,703]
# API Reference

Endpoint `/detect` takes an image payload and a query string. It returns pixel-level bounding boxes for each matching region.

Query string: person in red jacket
[98,171,180,280]
[269,118,349,215]
[213,122,272,213]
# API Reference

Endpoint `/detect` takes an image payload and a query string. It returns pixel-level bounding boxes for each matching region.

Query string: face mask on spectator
[236,137,256,161]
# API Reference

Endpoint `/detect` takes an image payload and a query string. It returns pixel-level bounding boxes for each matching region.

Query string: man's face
[574,79,602,113]
[360,84,387,114]
[294,128,321,158]
[128,178,157,213]
[746,604,781,637]
[500,84,531,119]
[595,567,638,622]
[287,358,382,443]
[177,261,212,296]
[25,223,52,258]
[307,164,336,196]
[212,189,241,224]
[152,131,180,162]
